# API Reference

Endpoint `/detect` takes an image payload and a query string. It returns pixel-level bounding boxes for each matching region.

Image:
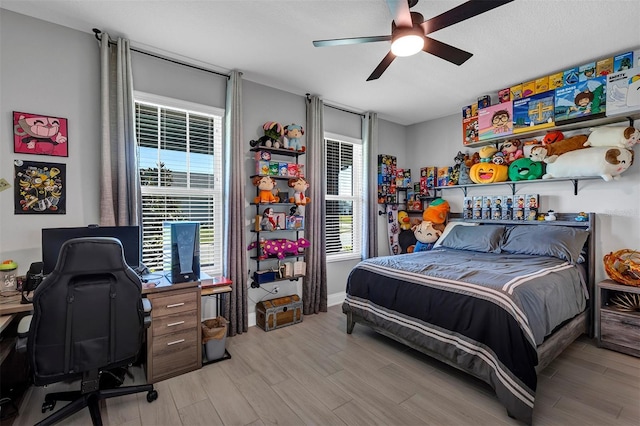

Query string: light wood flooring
[10,305,640,425]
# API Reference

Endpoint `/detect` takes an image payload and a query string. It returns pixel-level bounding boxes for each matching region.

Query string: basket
[603,249,640,287]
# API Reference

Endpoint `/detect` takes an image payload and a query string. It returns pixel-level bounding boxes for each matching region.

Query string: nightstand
[595,279,640,357]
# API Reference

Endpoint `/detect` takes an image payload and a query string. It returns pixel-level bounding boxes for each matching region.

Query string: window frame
[134,91,225,275]
[324,131,364,263]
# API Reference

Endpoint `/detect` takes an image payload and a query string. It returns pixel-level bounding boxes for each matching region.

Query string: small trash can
[201,317,228,361]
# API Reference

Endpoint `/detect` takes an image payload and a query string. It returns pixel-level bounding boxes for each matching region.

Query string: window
[325,132,363,261]
[134,92,224,275]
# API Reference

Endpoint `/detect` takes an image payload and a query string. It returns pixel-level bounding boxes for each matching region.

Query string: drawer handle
[167,321,185,327]
[167,339,185,346]
[166,302,185,308]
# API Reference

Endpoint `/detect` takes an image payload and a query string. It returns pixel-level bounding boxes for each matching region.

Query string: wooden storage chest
[256,295,303,331]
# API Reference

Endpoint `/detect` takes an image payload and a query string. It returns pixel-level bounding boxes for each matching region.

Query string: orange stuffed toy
[252,176,280,203]
[422,198,450,224]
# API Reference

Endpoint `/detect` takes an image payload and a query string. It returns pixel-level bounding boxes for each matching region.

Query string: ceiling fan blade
[313,35,392,47]
[386,0,412,27]
[422,0,513,34]
[367,51,397,81]
[423,36,473,65]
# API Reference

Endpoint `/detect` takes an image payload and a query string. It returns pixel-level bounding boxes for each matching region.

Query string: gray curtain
[363,112,379,259]
[99,33,141,226]
[223,70,248,335]
[303,95,327,314]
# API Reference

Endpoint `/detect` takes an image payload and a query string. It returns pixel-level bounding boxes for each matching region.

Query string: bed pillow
[439,225,505,253]
[433,221,479,249]
[500,225,589,264]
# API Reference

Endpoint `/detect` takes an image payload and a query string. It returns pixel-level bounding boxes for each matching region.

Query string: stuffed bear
[252,176,279,203]
[584,126,640,149]
[412,220,445,252]
[284,124,305,151]
[543,147,634,181]
[529,134,589,163]
[249,121,285,148]
[288,177,310,205]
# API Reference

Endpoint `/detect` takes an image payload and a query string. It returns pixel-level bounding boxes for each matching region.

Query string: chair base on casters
[36,371,158,426]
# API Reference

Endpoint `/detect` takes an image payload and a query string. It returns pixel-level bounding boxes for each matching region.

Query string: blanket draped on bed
[343,248,587,424]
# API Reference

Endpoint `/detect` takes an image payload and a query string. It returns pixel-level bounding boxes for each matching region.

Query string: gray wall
[0,9,400,317]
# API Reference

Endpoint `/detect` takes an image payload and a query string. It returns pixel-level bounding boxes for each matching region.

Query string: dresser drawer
[600,309,640,351]
[151,290,199,318]
[153,310,199,337]
[152,327,199,357]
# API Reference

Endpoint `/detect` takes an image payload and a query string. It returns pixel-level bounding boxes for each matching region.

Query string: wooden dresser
[143,279,202,383]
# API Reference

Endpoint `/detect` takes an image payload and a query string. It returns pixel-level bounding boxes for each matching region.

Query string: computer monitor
[42,225,141,275]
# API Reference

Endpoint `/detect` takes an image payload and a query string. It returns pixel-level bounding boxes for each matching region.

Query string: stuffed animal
[412,220,445,252]
[499,139,524,164]
[284,124,305,151]
[249,121,285,148]
[449,151,465,185]
[422,198,450,224]
[288,177,310,205]
[469,162,509,184]
[457,152,478,185]
[584,126,640,149]
[478,145,498,162]
[260,207,277,231]
[398,210,411,231]
[508,157,545,181]
[530,134,589,163]
[247,238,310,259]
[542,130,564,145]
[543,147,634,181]
[252,176,280,203]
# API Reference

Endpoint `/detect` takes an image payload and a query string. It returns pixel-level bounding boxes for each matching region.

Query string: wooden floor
[10,305,640,426]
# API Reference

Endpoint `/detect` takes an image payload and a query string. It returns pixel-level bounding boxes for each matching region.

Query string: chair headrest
[53,237,133,274]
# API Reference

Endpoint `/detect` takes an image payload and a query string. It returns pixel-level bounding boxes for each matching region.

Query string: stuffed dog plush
[585,126,640,149]
[543,147,633,181]
[529,134,588,163]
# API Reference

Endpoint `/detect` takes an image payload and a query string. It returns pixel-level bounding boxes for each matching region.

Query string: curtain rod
[93,28,230,79]
[306,93,365,118]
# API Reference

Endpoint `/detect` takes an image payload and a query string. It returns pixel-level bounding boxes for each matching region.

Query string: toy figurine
[284,124,305,152]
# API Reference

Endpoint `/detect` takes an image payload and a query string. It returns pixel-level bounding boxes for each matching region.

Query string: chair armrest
[142,298,152,329]
[16,314,32,353]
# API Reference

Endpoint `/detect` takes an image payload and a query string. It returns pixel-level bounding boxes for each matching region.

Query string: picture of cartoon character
[570,90,595,115]
[506,197,513,209]
[13,112,68,157]
[14,160,65,214]
[517,197,525,208]
[515,209,524,220]
[529,197,538,209]
[491,109,512,134]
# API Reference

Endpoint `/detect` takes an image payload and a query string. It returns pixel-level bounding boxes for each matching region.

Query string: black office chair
[18,237,157,426]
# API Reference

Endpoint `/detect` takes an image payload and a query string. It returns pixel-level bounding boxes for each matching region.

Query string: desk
[0,292,33,363]
[201,283,232,365]
[142,275,202,383]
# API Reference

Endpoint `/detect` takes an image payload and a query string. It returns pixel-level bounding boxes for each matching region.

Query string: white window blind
[325,133,363,261]
[134,92,224,276]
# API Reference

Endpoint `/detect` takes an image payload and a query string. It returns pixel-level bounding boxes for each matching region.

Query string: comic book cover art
[13,111,68,157]
[578,62,596,81]
[606,67,640,116]
[512,90,555,133]
[555,76,606,122]
[478,102,513,140]
[596,57,614,77]
[613,52,633,72]
[462,115,479,145]
[14,160,65,214]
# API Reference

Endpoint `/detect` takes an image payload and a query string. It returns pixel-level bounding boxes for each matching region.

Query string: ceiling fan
[313,0,513,81]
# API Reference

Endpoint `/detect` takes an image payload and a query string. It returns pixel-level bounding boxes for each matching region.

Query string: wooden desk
[142,275,202,383]
[0,292,32,316]
[201,285,232,319]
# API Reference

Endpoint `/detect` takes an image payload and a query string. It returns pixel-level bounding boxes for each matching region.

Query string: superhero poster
[13,111,68,157]
[14,160,66,214]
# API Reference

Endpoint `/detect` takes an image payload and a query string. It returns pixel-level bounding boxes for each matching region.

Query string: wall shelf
[434,176,601,196]
[464,113,637,149]
[250,146,303,158]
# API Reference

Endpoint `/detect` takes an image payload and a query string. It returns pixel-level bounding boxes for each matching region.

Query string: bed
[342,213,595,425]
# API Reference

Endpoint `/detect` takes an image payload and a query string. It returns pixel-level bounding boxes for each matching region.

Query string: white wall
[406,113,640,283]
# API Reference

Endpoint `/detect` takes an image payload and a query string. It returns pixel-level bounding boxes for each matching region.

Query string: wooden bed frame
[346,211,596,380]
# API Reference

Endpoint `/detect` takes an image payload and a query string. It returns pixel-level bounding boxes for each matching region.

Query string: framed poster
[14,160,66,214]
[13,111,68,157]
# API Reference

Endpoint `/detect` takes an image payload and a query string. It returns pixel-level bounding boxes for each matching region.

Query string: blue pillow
[500,225,589,264]
[440,225,505,253]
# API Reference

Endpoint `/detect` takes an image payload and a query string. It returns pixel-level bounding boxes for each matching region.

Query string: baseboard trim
[247,291,346,328]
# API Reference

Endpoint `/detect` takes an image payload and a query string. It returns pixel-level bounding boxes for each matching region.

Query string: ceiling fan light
[391,29,424,57]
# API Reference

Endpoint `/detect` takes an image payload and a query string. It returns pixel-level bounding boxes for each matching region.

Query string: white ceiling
[2,0,639,126]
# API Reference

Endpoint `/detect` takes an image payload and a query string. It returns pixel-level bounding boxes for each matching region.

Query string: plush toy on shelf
[499,139,524,164]
[584,126,640,149]
[288,177,310,205]
[252,176,280,203]
[543,147,633,181]
[529,134,589,163]
[508,157,545,181]
[449,151,465,185]
[247,238,310,259]
[284,124,305,152]
[542,130,564,145]
[260,207,277,231]
[249,121,285,148]
[457,152,478,185]
[422,198,450,225]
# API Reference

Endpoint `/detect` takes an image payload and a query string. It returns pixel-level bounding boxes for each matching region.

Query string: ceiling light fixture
[390,27,424,57]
